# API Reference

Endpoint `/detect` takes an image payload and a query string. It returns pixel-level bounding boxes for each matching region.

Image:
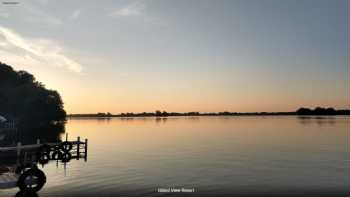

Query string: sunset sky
[1,0,349,113]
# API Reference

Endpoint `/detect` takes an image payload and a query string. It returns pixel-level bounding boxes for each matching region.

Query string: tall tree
[0,62,66,128]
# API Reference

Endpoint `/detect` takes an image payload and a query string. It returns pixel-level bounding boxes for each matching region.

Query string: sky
[0,0,349,113]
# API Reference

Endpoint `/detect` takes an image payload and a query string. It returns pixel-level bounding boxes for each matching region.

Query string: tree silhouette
[296,107,337,115]
[0,62,66,129]
[155,110,162,116]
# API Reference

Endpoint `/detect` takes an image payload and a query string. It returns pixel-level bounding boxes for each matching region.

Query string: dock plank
[0,141,85,152]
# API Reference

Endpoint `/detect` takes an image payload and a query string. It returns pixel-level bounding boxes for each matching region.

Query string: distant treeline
[68,107,350,118]
[296,107,350,115]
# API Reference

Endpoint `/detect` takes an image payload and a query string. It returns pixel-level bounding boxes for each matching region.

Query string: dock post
[66,133,68,142]
[84,138,88,162]
[37,139,40,145]
[16,142,22,165]
[17,142,21,157]
[77,136,80,160]
[24,152,27,164]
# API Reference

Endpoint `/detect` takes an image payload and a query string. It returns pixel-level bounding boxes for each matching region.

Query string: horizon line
[67,107,350,116]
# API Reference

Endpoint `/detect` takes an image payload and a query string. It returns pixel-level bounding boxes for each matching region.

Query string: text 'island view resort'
[1,0,350,197]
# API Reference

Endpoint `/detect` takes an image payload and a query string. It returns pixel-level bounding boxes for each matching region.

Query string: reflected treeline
[0,122,65,146]
[67,116,205,125]
[155,117,168,124]
[20,122,66,144]
[298,116,336,126]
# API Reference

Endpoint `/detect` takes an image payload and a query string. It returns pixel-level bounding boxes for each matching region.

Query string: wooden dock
[0,135,88,162]
[0,133,88,191]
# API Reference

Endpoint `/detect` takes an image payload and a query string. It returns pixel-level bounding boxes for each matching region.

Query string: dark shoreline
[68,112,294,118]
[68,113,350,119]
[68,107,350,118]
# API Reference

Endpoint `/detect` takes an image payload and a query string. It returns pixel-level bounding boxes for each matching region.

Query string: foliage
[0,62,66,128]
[296,107,349,115]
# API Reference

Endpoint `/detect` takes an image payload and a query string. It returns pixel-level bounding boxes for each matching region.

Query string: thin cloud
[0,12,9,18]
[70,9,82,19]
[34,0,49,5]
[110,2,145,17]
[24,4,63,25]
[0,26,82,73]
[109,1,165,25]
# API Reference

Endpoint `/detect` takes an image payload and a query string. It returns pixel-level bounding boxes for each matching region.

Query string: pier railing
[0,133,88,193]
[0,134,88,165]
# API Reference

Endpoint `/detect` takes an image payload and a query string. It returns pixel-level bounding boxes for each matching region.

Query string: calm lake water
[2,116,350,196]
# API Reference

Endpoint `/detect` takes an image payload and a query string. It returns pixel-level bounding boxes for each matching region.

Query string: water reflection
[0,122,88,197]
[0,122,66,147]
[155,117,167,124]
[0,140,87,197]
[298,116,336,126]
[21,123,66,145]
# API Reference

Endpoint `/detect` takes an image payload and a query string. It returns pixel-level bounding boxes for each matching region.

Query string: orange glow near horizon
[7,64,350,114]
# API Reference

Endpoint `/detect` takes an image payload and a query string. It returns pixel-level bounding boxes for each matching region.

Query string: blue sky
[0,0,349,113]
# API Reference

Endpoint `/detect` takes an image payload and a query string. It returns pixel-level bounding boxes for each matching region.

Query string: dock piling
[1,136,88,164]
[16,142,21,157]
[16,142,21,166]
[77,136,80,160]
[84,138,88,161]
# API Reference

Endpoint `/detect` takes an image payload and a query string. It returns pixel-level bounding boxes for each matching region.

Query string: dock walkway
[0,134,88,191]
